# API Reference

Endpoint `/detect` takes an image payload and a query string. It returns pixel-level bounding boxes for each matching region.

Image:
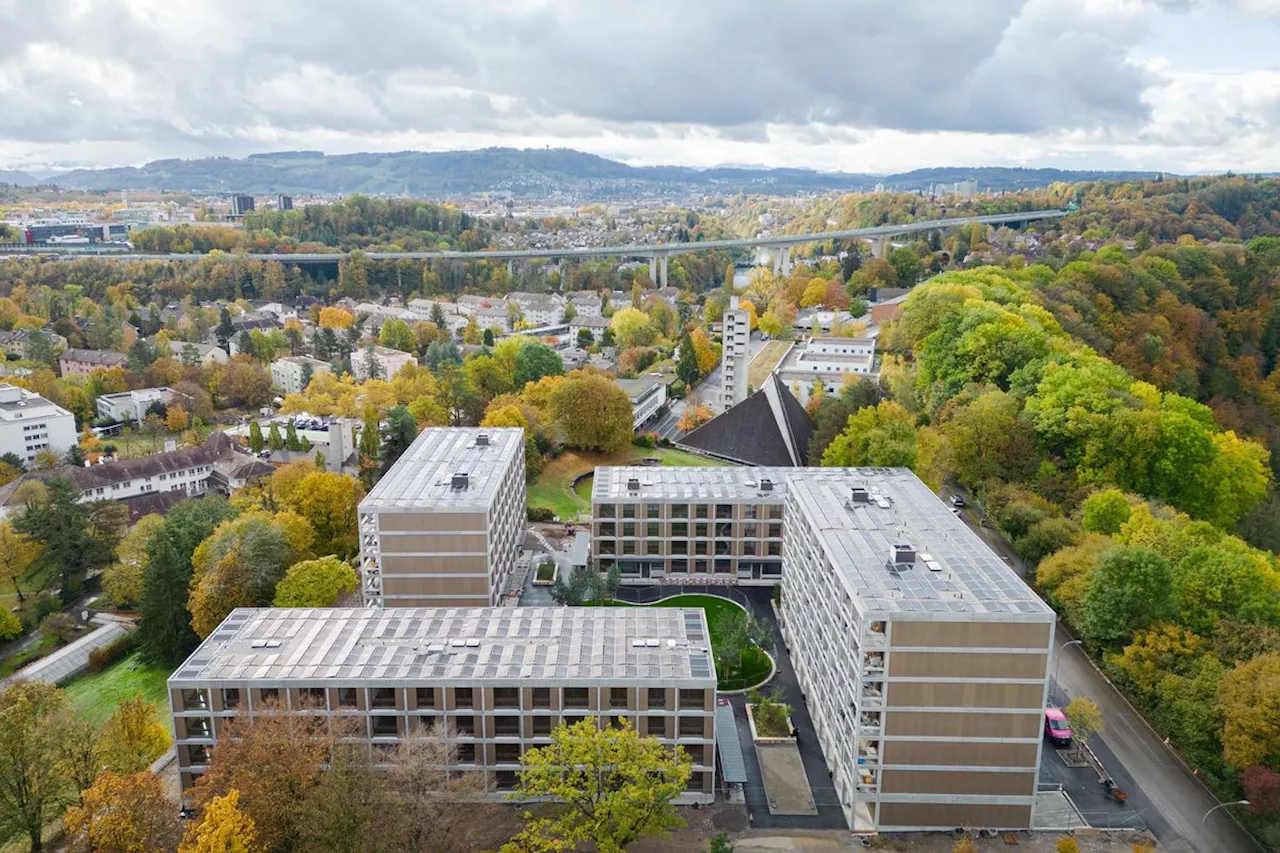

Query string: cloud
[0,0,1275,172]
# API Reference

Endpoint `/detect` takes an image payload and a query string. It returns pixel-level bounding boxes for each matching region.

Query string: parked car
[1044,707,1072,748]
[950,495,966,508]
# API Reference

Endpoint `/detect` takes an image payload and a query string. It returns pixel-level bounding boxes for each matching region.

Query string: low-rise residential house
[568,292,603,318]
[615,374,668,431]
[0,329,69,359]
[0,383,78,464]
[231,311,281,333]
[271,356,333,395]
[352,346,417,382]
[569,315,609,341]
[509,292,565,327]
[164,340,229,366]
[59,348,128,376]
[96,387,186,424]
[455,295,496,316]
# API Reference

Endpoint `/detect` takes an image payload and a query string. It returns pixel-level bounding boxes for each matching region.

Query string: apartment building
[591,466,790,584]
[270,356,332,395]
[58,348,128,376]
[352,345,416,382]
[168,606,717,801]
[0,383,77,464]
[358,427,525,607]
[720,297,750,409]
[95,387,185,424]
[778,470,1054,832]
[775,336,878,405]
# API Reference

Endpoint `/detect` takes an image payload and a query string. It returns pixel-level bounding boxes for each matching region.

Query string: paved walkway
[1,620,131,687]
[756,742,818,815]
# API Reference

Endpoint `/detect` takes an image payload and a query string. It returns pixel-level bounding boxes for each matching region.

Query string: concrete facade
[720,297,750,409]
[352,346,416,382]
[270,356,332,395]
[776,337,878,405]
[359,427,526,607]
[0,383,77,464]
[168,607,718,802]
[95,387,183,424]
[615,375,667,431]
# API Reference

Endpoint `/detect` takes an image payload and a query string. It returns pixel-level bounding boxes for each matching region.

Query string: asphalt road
[940,483,1261,853]
[648,333,766,440]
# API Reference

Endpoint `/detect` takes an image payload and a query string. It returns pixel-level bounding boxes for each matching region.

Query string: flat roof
[788,470,1053,618]
[360,427,522,512]
[169,606,715,686]
[593,465,788,503]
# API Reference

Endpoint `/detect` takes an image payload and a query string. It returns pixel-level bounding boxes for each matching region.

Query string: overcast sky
[2,0,1280,173]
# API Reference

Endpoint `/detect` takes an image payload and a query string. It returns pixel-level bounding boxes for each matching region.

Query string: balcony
[860,684,884,710]
[857,743,880,766]
[862,653,885,673]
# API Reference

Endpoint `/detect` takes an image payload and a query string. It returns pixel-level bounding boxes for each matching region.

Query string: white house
[0,384,77,464]
[510,292,565,327]
[96,387,185,424]
[352,346,416,382]
[775,336,878,405]
[568,292,604,318]
[615,374,668,431]
[569,315,610,342]
[165,340,230,366]
[271,356,332,395]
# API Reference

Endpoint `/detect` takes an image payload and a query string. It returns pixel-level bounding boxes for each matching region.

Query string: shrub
[32,591,62,622]
[40,612,79,644]
[656,436,673,448]
[748,687,791,737]
[528,507,554,522]
[1056,839,1081,853]
[952,840,977,853]
[535,562,556,582]
[632,433,656,449]
[88,631,138,672]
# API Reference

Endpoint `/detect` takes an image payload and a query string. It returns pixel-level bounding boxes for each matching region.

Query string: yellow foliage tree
[102,514,164,608]
[180,790,261,853]
[167,407,190,432]
[65,771,181,853]
[97,694,173,774]
[317,307,353,330]
[1218,652,1280,769]
[690,327,719,375]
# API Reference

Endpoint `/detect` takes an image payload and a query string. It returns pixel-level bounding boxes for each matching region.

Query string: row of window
[598,538,782,557]
[596,503,784,520]
[181,685,709,713]
[596,521,783,538]
[606,558,782,578]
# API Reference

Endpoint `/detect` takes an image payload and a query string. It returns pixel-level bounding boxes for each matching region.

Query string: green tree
[284,421,301,452]
[189,515,294,637]
[273,556,358,607]
[0,681,82,853]
[1171,542,1280,636]
[548,372,633,452]
[267,422,284,452]
[378,318,415,352]
[1081,488,1132,535]
[379,405,417,476]
[676,333,700,386]
[504,719,691,853]
[216,308,235,350]
[940,389,1037,486]
[576,328,594,348]
[887,246,925,286]
[25,331,59,368]
[1063,696,1104,755]
[247,421,264,454]
[138,498,239,664]
[706,831,734,853]
[482,327,495,347]
[820,401,918,468]
[14,476,117,594]
[1078,546,1174,647]
[358,409,381,489]
[513,341,564,388]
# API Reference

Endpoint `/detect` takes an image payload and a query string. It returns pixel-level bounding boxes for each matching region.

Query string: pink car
[1044,707,1072,748]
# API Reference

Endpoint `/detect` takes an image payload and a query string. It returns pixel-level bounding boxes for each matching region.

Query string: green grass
[63,651,172,728]
[747,340,792,389]
[589,594,773,691]
[531,446,729,520]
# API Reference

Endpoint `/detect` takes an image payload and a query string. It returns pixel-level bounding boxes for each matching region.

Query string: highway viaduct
[11,209,1069,287]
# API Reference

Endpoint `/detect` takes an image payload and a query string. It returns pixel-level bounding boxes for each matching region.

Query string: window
[679,717,704,737]
[714,540,731,555]
[647,688,666,709]
[767,541,782,556]
[455,688,474,709]
[221,689,240,710]
[695,523,708,538]
[494,716,520,736]
[299,687,326,708]
[671,504,688,519]
[622,522,636,537]
[258,688,280,706]
[647,716,666,736]
[622,540,636,555]
[597,504,615,518]
[621,505,636,519]
[768,523,782,538]
[495,770,518,791]
[694,541,708,555]
[453,716,475,736]
[646,540,661,556]
[694,505,709,519]
[370,688,397,709]
[670,559,688,574]
[494,687,519,709]
[684,744,706,764]
[598,522,616,537]
[188,745,210,765]
[181,689,208,711]
[743,541,757,556]
[671,541,688,555]
[679,689,705,710]
[531,688,551,709]
[337,687,359,709]
[495,743,521,762]
[456,743,476,763]
[715,504,733,519]
[671,522,688,537]
[564,687,589,709]
[646,522,660,537]
[646,503,662,519]
[769,506,783,520]
[743,522,758,538]
[186,717,211,738]
[743,505,759,519]
[610,687,628,708]
[415,687,435,708]
[563,715,586,728]
[598,540,616,555]
[371,716,398,737]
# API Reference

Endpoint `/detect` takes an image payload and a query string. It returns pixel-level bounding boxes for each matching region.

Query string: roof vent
[760,478,774,492]
[626,477,640,492]
[475,433,490,447]
[891,543,916,566]
[851,486,870,503]
[451,472,469,490]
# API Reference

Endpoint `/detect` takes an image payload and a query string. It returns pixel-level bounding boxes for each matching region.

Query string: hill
[42,148,1166,198]
[0,169,38,187]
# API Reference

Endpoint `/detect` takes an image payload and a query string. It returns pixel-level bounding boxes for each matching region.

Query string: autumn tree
[504,719,692,853]
[1081,488,1132,535]
[820,400,918,468]
[0,682,84,853]
[180,790,260,853]
[217,359,273,409]
[189,515,296,637]
[0,520,41,606]
[97,693,173,774]
[1218,652,1280,770]
[690,327,719,375]
[274,469,363,560]
[65,771,181,853]
[548,372,633,453]
[609,307,654,349]
[678,400,715,431]
[318,307,354,330]
[272,556,358,607]
[1063,696,1104,757]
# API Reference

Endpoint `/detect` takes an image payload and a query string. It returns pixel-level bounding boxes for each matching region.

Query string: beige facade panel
[886,681,1045,710]
[881,769,1036,797]
[888,651,1048,680]
[379,533,489,553]
[884,711,1041,739]
[878,802,1032,829]
[379,554,488,576]
[381,595,491,607]
[891,621,1052,650]
[881,740,1039,768]
[381,574,491,597]
[377,511,488,533]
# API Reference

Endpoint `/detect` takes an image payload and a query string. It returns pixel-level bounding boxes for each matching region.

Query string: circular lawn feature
[590,593,773,692]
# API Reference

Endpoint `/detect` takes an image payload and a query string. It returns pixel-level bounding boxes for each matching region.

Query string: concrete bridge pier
[658,255,669,287]
[648,256,658,284]
[507,259,515,278]
[870,237,890,259]
[771,246,792,276]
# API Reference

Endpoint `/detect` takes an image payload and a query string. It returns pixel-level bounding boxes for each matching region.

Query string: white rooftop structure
[593,465,791,503]
[170,606,714,685]
[360,427,524,513]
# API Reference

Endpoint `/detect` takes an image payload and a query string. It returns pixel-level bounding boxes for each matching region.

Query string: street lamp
[1202,800,1249,829]
[1053,639,1083,702]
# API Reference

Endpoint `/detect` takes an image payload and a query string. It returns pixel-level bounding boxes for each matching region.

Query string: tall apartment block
[591,466,790,584]
[720,296,750,409]
[168,607,717,802]
[778,470,1054,832]
[359,427,525,607]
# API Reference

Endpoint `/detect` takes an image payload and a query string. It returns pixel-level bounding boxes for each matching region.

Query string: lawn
[530,446,729,521]
[747,340,792,390]
[63,650,173,729]
[0,563,58,616]
[590,594,773,691]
